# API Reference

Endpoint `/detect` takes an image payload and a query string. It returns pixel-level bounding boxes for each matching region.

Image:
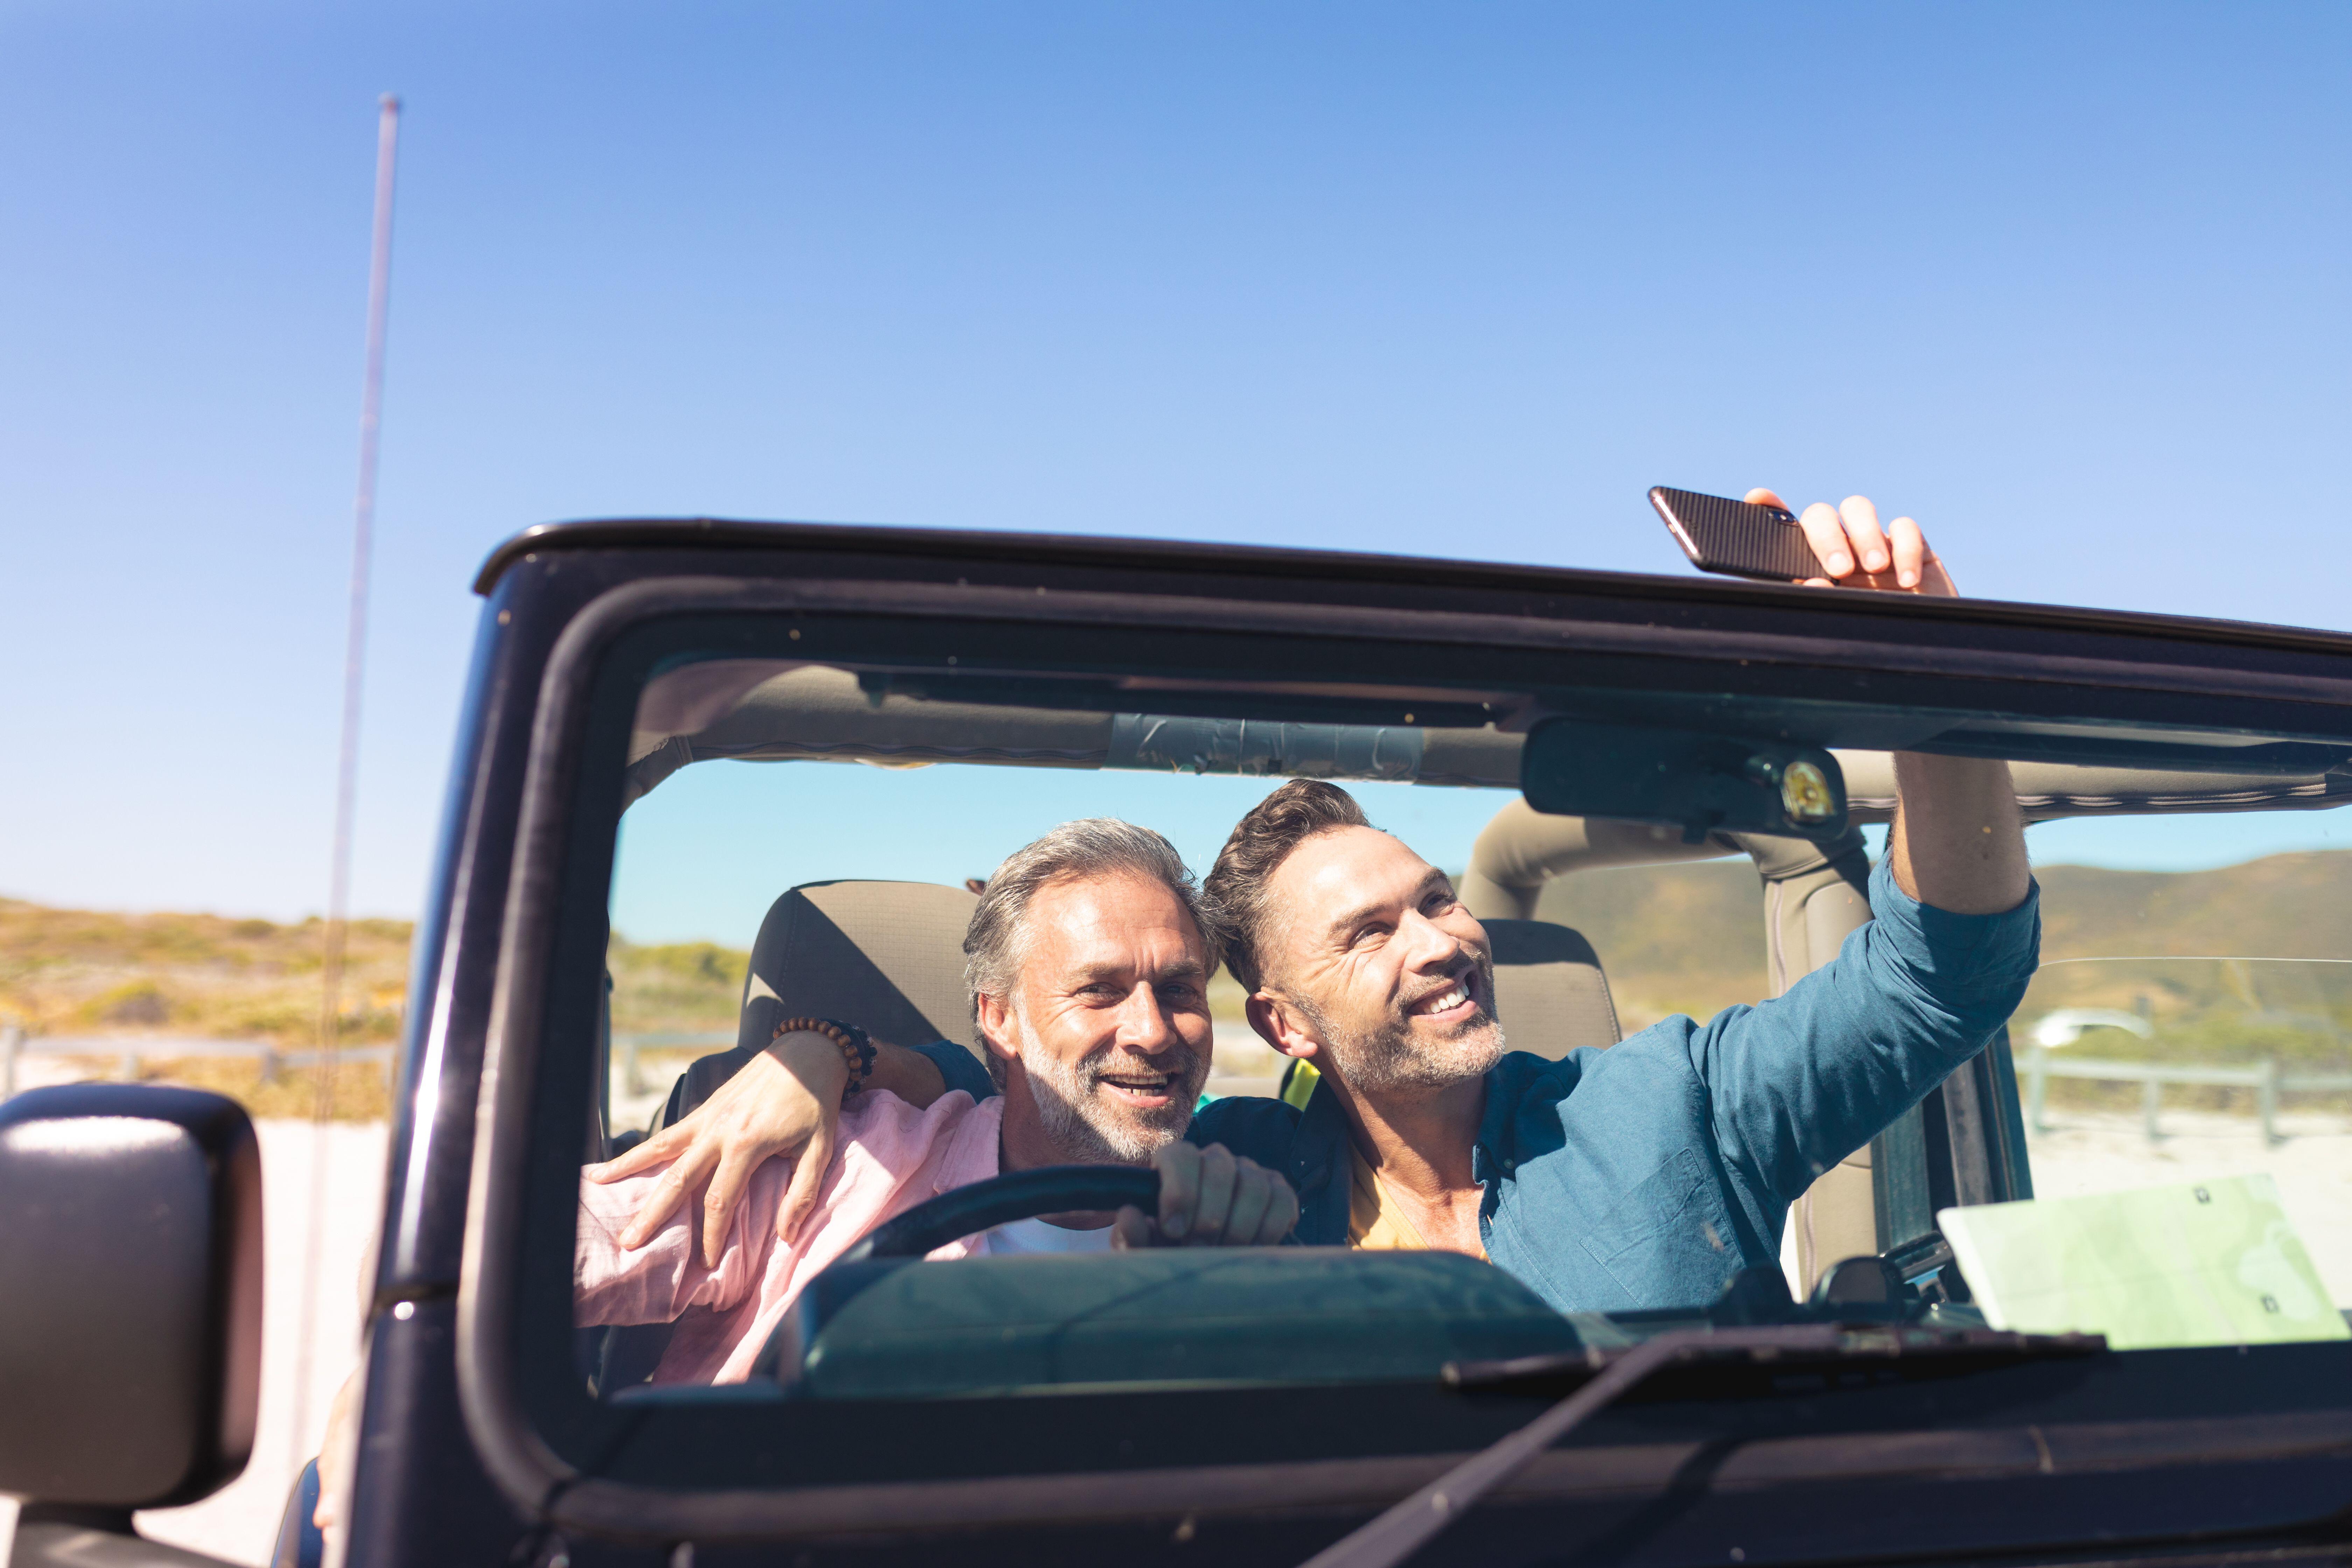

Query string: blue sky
[5,3,2349,924]
[612,764,2345,948]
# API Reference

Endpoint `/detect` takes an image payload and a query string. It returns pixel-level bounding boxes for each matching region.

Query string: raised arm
[1769,486,2030,916]
[1885,752,2030,915]
[1678,491,2040,1217]
[1682,854,2040,1224]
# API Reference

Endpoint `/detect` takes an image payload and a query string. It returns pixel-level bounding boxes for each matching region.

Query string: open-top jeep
[5,514,2348,1567]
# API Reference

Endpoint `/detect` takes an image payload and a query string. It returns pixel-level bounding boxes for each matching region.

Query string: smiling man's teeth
[1413,984,1469,1016]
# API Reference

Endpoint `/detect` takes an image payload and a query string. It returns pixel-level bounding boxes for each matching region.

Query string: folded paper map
[1939,1174,2349,1351]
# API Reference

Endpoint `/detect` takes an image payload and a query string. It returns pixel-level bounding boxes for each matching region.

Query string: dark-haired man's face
[1254,826,1504,1092]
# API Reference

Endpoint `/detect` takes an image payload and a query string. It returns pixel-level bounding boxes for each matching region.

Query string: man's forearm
[1886,753,2031,914]
[867,1042,949,1107]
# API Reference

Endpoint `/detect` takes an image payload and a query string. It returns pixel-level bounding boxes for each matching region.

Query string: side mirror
[1521,718,1848,843]
[0,1084,262,1516]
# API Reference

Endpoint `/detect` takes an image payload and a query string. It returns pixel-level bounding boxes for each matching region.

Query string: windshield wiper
[1298,1323,2105,1568]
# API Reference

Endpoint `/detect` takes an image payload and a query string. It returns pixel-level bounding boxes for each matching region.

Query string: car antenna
[289,91,401,1488]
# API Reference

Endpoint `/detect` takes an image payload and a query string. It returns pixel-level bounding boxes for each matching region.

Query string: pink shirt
[575,1090,1006,1385]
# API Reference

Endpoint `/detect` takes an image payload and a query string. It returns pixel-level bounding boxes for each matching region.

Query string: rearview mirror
[1521,718,1847,842]
[0,1084,262,1515]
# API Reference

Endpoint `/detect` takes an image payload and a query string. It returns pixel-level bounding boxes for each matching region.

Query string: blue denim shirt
[916,857,2040,1314]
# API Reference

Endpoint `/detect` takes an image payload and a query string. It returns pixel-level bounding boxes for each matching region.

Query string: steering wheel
[833,1164,1160,1263]
[754,1165,1163,1386]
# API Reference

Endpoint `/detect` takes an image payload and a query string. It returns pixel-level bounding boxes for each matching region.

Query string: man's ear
[974,990,1021,1070]
[1246,991,1321,1062]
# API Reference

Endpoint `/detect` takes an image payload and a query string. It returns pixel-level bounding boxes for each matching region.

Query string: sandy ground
[4,1067,2344,1567]
[2023,1102,2352,1306]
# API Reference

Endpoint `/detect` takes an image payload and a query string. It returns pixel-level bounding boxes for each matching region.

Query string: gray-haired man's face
[977,872,1215,1163]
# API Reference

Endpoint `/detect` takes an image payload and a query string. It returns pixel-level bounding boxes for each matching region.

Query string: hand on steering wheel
[1113,1141,1297,1249]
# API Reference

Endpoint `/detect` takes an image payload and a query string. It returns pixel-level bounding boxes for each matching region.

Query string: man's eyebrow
[1320,869,1453,945]
[1069,957,1208,983]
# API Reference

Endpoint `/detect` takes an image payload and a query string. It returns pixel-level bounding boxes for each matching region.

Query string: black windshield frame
[450,533,2352,1552]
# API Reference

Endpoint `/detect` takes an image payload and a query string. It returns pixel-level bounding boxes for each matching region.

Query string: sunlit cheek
[1041,1010,1116,1069]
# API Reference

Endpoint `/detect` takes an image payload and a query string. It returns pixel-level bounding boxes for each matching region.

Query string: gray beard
[1018,1014,1203,1165]
[1300,957,1507,1094]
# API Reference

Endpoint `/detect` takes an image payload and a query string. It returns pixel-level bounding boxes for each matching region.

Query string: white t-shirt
[981,1216,1116,1255]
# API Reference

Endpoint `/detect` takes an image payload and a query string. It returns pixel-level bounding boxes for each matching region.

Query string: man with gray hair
[573,818,1298,1386]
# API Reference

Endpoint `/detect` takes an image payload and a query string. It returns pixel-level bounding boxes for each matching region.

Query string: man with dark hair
[1186,491,2038,1306]
[1196,754,2034,1303]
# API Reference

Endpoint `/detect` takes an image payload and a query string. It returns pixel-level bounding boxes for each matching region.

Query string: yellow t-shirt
[1347,1145,1490,1260]
[1348,1143,1430,1250]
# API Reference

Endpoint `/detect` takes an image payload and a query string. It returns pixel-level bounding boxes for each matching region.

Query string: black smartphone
[1649,486,1827,582]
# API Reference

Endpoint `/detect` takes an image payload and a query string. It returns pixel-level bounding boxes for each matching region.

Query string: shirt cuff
[1865,855,2043,1001]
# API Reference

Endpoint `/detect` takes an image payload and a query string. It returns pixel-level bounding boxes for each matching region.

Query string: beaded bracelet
[771,1016,876,1102]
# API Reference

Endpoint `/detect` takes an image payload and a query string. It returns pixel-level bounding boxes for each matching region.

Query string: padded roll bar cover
[1462,800,1737,921]
[0,1084,261,1509]
[1460,801,1718,1058]
[1483,920,1622,1057]
[1726,828,1879,1295]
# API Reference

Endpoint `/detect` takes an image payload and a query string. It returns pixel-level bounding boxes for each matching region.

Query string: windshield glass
[545,644,2351,1455]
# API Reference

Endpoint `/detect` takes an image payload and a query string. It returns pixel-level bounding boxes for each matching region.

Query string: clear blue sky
[6,2,2348,925]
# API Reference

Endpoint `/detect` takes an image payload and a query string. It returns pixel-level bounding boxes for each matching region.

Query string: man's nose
[1113,983,1180,1053]
[1396,907,1466,972]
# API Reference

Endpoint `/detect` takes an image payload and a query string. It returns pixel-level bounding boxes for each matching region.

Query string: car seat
[650,878,984,1133]
[1483,918,1621,1056]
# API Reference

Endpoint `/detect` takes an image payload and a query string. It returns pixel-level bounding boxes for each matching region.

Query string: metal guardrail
[2021,1042,2352,1145]
[0,1025,395,1099]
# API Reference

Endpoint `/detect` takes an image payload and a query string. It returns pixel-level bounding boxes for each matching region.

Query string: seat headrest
[740,881,984,1062]
[1483,918,1620,1059]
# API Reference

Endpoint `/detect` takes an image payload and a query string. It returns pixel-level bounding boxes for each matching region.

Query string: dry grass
[141,1055,395,1120]
[0,898,408,1121]
[0,897,410,1045]
[606,936,747,1034]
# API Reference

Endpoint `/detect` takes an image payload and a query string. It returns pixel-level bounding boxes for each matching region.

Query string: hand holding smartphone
[1648,486,1828,582]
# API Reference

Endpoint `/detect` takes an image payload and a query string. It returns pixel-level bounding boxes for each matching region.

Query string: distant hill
[1530,848,2352,1067]
[1528,859,1768,1029]
[607,936,749,1035]
[8,843,2344,1077]
[2033,853,2352,962]
[1529,848,2352,995]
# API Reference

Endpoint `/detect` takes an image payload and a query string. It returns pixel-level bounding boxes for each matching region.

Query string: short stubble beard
[1296,952,1506,1094]
[1017,1011,1206,1165]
